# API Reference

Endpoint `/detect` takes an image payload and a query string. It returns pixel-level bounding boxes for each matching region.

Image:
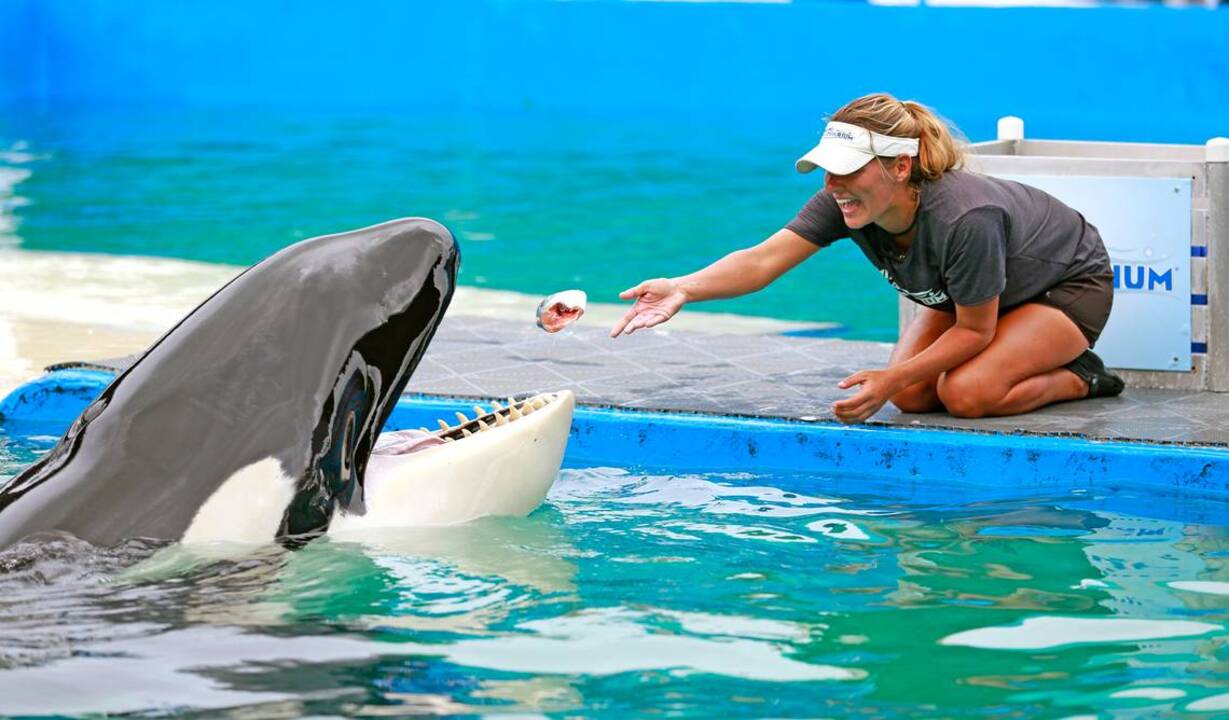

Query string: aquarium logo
[1113,263,1174,293]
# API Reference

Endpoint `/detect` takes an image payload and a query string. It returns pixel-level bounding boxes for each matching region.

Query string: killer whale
[0,217,458,549]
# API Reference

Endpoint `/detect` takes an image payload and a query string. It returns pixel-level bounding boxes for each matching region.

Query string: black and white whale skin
[0,217,458,550]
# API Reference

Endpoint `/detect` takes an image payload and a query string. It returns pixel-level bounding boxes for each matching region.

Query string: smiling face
[823,155,916,232]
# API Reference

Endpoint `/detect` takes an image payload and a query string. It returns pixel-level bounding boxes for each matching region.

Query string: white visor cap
[795,121,920,175]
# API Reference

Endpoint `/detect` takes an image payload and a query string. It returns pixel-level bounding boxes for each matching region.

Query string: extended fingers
[622,311,665,335]
[837,371,868,390]
[618,281,650,300]
[610,305,642,338]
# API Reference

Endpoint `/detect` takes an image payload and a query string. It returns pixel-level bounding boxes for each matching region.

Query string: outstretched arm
[610,229,819,336]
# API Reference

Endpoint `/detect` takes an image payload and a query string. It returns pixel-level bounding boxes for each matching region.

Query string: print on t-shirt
[879,268,950,306]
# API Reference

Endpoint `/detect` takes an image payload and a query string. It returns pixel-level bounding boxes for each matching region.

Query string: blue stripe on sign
[1193,342,1208,354]
[1192,246,1208,257]
[1193,294,1208,305]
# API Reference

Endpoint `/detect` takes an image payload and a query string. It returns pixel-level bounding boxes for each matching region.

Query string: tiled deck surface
[81,315,1229,447]
[408,317,1229,447]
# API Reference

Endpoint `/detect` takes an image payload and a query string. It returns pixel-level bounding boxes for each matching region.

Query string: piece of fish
[536,289,587,333]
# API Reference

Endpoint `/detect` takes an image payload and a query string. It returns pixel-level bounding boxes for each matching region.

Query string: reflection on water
[1,445,1228,717]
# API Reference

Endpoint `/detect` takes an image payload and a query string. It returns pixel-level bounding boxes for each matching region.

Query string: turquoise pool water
[2,432,1228,717]
[0,106,893,338]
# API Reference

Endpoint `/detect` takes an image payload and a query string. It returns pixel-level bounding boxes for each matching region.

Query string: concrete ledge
[4,368,1227,515]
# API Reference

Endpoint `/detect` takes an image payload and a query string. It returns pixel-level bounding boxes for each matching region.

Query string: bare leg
[937,303,1089,418]
[888,306,955,413]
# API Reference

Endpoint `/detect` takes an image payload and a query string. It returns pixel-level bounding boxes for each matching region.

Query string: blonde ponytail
[830,93,966,184]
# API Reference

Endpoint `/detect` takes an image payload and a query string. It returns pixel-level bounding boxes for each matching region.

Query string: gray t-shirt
[786,170,1111,312]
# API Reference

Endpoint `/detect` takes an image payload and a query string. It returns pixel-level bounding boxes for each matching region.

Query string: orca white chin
[328,390,576,534]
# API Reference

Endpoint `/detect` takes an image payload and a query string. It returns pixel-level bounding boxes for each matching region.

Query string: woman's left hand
[832,369,902,424]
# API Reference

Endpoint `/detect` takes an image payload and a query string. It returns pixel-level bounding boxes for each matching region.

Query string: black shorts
[1030,272,1114,347]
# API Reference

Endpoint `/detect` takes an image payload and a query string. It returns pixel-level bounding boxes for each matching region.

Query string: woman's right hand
[610,278,688,337]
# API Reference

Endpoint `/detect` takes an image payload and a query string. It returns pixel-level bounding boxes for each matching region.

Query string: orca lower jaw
[329,390,577,534]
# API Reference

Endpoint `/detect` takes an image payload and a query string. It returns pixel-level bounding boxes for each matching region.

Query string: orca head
[0,217,460,552]
[268,218,460,542]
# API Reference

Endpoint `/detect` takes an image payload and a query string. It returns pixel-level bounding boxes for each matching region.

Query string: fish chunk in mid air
[535,290,587,333]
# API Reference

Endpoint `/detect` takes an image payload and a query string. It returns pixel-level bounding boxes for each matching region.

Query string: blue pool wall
[2,0,1228,145]
[3,370,1226,526]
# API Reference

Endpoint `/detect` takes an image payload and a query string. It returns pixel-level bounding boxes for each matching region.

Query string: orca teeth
[429,393,558,442]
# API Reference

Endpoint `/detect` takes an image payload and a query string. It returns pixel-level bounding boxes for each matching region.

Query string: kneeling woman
[611,93,1124,423]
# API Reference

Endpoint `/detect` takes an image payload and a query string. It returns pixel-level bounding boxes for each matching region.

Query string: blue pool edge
[2,369,1226,501]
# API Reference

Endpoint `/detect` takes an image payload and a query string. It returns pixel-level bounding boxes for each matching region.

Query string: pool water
[2,438,1228,717]
[0,105,894,340]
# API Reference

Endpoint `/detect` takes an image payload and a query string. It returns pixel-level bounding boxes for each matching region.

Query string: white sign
[997,174,1192,372]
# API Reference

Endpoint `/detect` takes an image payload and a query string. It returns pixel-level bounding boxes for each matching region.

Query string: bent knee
[937,373,1003,418]
[890,385,942,414]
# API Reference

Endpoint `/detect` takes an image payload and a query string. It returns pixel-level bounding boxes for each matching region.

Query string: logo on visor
[824,128,857,141]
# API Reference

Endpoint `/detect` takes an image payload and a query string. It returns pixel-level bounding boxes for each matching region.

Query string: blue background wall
[2,0,1227,144]
[0,0,35,105]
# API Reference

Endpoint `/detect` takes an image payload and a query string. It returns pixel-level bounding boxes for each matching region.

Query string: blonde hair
[831,93,966,184]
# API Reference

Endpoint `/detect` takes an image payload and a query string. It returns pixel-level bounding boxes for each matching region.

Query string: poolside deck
[73,315,1229,448]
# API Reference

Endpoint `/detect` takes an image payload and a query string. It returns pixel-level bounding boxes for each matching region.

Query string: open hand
[610,278,687,337]
[832,369,901,424]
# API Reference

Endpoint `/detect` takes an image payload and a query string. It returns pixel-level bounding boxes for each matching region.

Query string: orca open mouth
[426,392,566,443]
[331,390,576,531]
